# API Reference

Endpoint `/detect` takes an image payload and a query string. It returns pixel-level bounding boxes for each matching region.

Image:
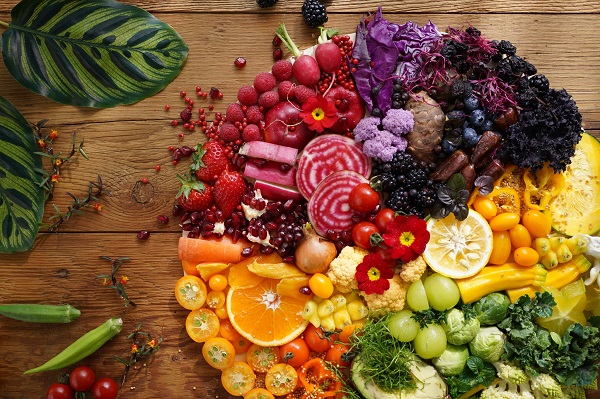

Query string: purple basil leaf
[447,173,466,192]
[474,175,495,195]
[431,202,451,219]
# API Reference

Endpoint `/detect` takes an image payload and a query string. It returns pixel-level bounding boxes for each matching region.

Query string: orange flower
[148,339,157,348]
[131,344,139,353]
[49,130,58,139]
[120,276,129,285]
[51,174,59,182]
[299,95,338,133]
[37,139,46,148]
[94,203,103,212]
[54,159,62,167]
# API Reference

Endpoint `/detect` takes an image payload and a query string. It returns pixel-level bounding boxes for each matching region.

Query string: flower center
[399,231,415,247]
[311,107,325,121]
[367,267,381,281]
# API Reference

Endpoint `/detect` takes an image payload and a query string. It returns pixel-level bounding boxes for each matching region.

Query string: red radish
[243,159,297,187]
[315,42,342,74]
[238,140,298,164]
[296,134,371,200]
[324,86,366,134]
[308,170,369,236]
[264,101,315,150]
[254,179,304,202]
[292,55,320,86]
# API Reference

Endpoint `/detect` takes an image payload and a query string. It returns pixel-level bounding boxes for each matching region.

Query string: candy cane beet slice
[296,134,371,200]
[308,170,369,236]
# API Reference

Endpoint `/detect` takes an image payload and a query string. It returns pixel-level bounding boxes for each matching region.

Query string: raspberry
[271,60,293,81]
[225,102,245,124]
[277,81,296,101]
[258,91,280,109]
[245,105,264,125]
[237,85,259,106]
[253,72,277,93]
[294,85,316,104]
[242,124,263,142]
[219,122,241,142]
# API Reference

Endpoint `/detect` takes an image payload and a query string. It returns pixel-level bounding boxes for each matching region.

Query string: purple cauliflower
[353,117,381,142]
[361,130,407,162]
[382,109,414,135]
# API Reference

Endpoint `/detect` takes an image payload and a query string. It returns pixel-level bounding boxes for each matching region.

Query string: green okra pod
[24,317,123,375]
[0,304,81,323]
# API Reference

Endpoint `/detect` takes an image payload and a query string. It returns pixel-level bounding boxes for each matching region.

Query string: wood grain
[0,0,599,398]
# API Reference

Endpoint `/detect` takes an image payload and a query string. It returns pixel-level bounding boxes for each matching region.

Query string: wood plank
[0,14,599,129]
[0,0,599,14]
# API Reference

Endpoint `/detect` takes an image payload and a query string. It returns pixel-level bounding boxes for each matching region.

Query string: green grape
[413,324,447,359]
[388,310,419,342]
[423,273,461,311]
[406,280,429,311]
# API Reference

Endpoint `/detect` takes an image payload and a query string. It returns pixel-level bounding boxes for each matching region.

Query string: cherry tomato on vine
[349,183,380,213]
[351,221,379,249]
[47,383,74,399]
[304,324,336,353]
[92,377,118,399]
[279,337,310,368]
[375,208,395,232]
[325,343,353,367]
[69,365,95,392]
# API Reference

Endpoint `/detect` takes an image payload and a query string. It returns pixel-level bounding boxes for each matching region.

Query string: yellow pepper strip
[523,165,565,211]
[506,254,592,302]
[456,263,547,304]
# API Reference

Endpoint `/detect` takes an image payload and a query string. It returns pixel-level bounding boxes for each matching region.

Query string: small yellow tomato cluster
[302,290,368,332]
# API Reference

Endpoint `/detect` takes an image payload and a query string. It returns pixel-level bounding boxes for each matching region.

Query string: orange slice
[227,278,309,346]
[248,260,306,279]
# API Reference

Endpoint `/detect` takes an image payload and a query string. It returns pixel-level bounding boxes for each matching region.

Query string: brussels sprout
[468,327,506,362]
[431,344,469,377]
[474,293,510,325]
[443,308,480,345]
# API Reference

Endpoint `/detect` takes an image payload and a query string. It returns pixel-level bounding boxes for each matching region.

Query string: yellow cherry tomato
[473,196,498,220]
[309,273,334,299]
[513,247,540,267]
[509,224,532,249]
[215,306,229,320]
[521,210,552,238]
[206,290,226,308]
[208,274,228,291]
[489,231,512,265]
[489,212,520,231]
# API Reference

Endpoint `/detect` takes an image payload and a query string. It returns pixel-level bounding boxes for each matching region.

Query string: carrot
[181,260,201,277]
[178,236,248,264]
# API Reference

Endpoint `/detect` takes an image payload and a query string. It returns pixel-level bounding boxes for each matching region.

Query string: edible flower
[131,344,139,354]
[383,214,430,263]
[299,95,338,133]
[51,173,59,183]
[355,252,394,294]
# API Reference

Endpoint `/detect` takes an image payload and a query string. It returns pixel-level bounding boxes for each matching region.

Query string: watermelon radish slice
[296,134,371,200]
[308,170,368,236]
[238,140,298,165]
[243,159,297,187]
[254,179,304,202]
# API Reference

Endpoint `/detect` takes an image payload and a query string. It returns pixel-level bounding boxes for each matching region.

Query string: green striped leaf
[1,0,188,108]
[0,96,44,253]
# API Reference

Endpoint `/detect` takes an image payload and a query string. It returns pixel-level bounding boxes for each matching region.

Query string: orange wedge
[227,278,309,346]
[248,260,305,279]
[196,262,230,281]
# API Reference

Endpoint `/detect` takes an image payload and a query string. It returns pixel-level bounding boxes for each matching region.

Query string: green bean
[24,317,123,375]
[0,304,81,323]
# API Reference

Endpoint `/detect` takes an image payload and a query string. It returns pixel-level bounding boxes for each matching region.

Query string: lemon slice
[423,210,493,279]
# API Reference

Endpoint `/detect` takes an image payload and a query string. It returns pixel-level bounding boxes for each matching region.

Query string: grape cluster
[372,151,437,218]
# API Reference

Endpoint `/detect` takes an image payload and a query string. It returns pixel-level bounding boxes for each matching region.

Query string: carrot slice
[178,236,248,264]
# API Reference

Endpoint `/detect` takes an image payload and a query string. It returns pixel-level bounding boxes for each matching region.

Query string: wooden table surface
[0,0,599,398]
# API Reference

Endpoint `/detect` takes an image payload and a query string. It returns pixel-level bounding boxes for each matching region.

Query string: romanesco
[528,373,562,399]
[480,379,535,399]
[561,385,586,399]
[492,361,529,385]
[360,275,410,312]
[327,246,369,293]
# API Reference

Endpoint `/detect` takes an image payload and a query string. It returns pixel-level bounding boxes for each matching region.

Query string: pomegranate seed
[141,177,149,184]
[156,215,169,224]
[208,104,214,110]
[299,286,311,295]
[241,247,254,257]
[196,86,201,92]
[178,133,185,141]
[137,230,150,240]
[180,91,186,97]
[180,146,193,157]
[170,120,178,126]
[273,48,283,60]
[234,57,247,68]
[172,204,184,216]
[209,87,220,99]
[181,223,193,231]
[165,104,170,110]
[180,212,190,223]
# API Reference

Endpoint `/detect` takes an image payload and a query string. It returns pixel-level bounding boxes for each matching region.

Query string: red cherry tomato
[92,377,118,399]
[69,365,95,392]
[279,337,310,368]
[349,183,380,213]
[47,383,74,399]
[304,324,336,353]
[375,208,396,232]
[325,343,353,367]
[351,221,379,249]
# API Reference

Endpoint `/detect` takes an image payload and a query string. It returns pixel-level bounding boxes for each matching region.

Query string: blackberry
[389,151,417,174]
[495,40,517,56]
[451,79,473,99]
[508,55,528,75]
[530,74,550,93]
[386,189,411,213]
[256,0,278,7]
[415,186,437,208]
[406,169,429,189]
[301,0,328,28]
[376,172,400,192]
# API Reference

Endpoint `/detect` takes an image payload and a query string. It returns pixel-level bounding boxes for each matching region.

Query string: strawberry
[191,141,231,183]
[176,174,214,212]
[213,171,247,218]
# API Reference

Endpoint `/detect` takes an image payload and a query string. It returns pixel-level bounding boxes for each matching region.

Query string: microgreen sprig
[115,324,163,386]
[411,306,447,329]
[97,256,135,307]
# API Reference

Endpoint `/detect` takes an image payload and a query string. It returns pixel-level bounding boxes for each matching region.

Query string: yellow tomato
[509,224,532,248]
[309,273,334,298]
[473,196,498,220]
[513,247,540,267]
[489,231,512,265]
[489,212,520,231]
[522,210,552,238]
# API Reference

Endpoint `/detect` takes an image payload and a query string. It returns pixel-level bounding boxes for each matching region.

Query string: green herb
[115,324,162,386]
[351,313,416,392]
[411,306,447,329]
[97,256,135,307]
[445,356,497,399]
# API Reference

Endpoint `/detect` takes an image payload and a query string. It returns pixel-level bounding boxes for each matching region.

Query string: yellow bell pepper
[523,164,565,211]
[456,263,547,304]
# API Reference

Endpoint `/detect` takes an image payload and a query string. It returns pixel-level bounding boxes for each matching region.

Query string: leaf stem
[0,20,8,28]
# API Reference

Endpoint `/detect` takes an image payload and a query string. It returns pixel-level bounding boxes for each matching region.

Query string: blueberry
[478,119,494,133]
[462,127,480,147]
[469,109,486,128]
[441,138,458,153]
[463,95,480,112]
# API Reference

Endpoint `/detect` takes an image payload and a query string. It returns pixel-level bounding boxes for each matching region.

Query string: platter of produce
[171,7,600,399]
